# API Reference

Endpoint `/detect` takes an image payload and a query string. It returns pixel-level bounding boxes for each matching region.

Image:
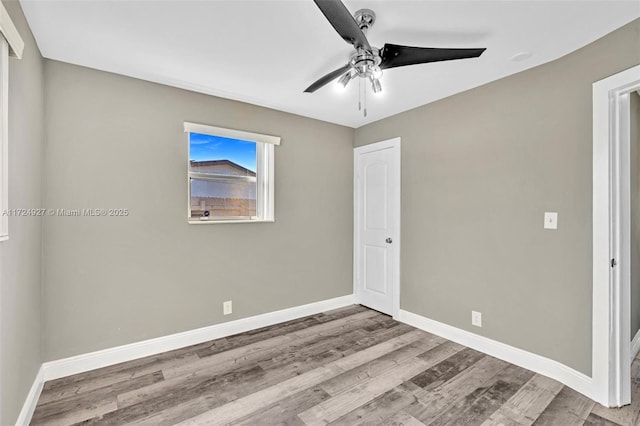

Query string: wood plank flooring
[30,305,640,425]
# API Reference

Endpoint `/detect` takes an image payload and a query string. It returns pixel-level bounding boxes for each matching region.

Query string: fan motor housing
[350,48,381,78]
[351,9,380,78]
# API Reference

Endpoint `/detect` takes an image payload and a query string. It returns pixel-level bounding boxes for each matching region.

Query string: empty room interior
[1,0,640,424]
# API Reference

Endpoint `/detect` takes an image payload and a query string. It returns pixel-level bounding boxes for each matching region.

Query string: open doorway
[593,65,640,408]
[632,91,640,360]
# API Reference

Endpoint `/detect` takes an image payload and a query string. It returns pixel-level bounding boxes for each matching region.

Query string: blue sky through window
[189,132,257,172]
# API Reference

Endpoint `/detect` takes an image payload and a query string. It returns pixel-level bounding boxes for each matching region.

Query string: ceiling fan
[304,0,486,99]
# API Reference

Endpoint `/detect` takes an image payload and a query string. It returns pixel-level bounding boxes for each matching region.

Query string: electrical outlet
[472,311,482,327]
[223,301,232,315]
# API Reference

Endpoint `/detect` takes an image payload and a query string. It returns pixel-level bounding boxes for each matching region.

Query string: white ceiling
[19,0,640,128]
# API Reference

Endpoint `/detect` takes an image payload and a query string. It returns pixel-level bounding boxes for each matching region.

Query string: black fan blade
[380,44,486,69]
[314,0,371,51]
[304,64,351,93]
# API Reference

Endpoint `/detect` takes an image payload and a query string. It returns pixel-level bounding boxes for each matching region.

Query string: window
[184,122,279,223]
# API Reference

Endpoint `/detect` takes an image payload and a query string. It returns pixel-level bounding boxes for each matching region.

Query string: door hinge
[611,258,617,268]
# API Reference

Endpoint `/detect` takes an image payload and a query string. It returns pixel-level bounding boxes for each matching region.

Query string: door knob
[385,237,392,244]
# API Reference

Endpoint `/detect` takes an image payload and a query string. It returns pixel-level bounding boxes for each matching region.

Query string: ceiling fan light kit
[305,0,487,117]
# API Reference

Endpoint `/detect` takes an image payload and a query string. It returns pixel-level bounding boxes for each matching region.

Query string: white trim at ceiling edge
[632,329,640,362]
[0,1,23,59]
[14,294,354,425]
[398,310,595,401]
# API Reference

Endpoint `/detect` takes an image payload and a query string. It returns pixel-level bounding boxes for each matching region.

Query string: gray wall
[43,61,354,360]
[0,0,44,424]
[355,19,640,375]
[632,91,640,340]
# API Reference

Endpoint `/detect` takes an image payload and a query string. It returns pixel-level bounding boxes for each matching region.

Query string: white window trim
[0,2,23,59]
[0,3,23,242]
[185,122,277,224]
[0,38,8,242]
[184,122,280,146]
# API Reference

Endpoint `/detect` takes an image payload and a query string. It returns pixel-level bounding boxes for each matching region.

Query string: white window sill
[188,219,275,225]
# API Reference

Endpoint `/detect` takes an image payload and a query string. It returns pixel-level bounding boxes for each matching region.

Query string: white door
[354,138,400,316]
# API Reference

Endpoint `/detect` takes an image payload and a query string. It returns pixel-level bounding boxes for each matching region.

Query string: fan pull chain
[364,80,367,117]
[358,77,362,112]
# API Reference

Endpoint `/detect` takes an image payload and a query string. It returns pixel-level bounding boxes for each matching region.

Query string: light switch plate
[544,212,558,229]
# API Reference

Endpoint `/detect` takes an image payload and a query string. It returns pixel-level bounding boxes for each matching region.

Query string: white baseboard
[15,294,354,425]
[398,309,596,401]
[632,329,640,362]
[17,299,601,425]
[15,365,44,426]
[41,294,354,382]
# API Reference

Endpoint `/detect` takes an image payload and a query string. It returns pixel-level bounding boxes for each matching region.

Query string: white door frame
[353,137,401,319]
[593,64,640,407]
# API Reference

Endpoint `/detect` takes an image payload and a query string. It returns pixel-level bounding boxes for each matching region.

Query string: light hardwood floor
[31,305,640,425]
